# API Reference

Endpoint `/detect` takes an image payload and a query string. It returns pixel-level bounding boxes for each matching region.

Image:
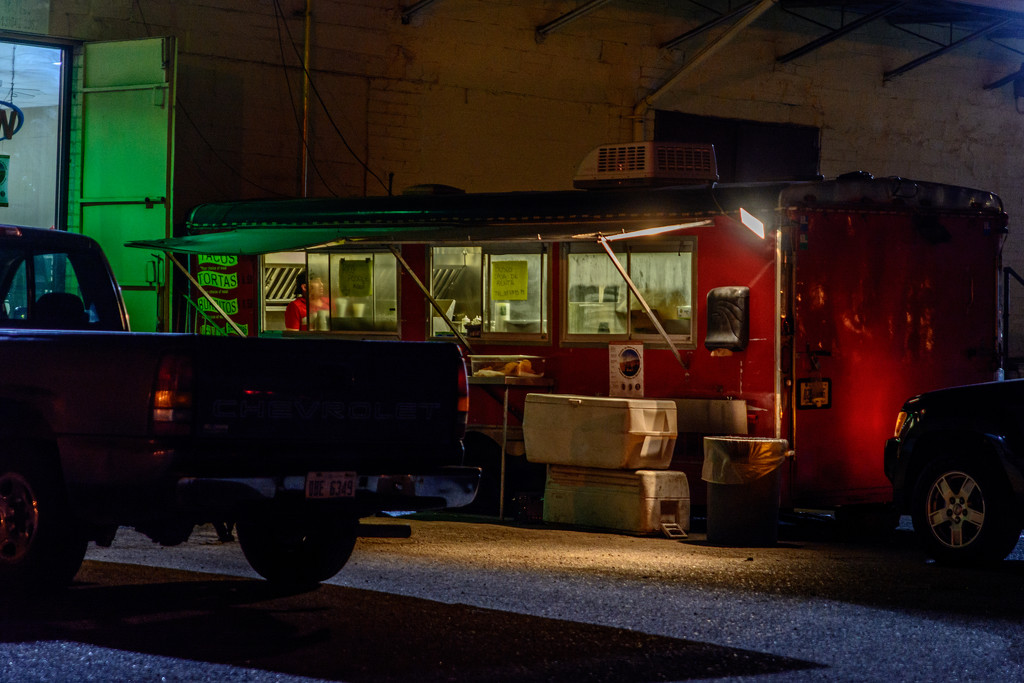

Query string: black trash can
[702,436,791,546]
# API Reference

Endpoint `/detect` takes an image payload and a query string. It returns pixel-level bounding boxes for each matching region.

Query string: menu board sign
[196,255,256,335]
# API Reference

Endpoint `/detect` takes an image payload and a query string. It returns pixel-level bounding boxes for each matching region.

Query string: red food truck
[133,142,1008,527]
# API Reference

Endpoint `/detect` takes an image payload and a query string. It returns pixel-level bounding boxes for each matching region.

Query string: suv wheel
[911,457,1022,565]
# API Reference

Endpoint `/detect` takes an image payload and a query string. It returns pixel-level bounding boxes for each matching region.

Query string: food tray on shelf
[469,355,545,378]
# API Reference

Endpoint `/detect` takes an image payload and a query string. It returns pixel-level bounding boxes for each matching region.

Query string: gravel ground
[78,513,1024,682]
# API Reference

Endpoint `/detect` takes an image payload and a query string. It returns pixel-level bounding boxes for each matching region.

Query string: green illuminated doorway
[75,37,176,332]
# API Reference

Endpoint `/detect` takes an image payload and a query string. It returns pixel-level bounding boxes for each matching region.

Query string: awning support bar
[167,253,246,336]
[388,245,473,351]
[597,236,685,368]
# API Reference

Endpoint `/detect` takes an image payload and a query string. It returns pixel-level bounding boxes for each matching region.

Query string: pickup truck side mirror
[705,286,749,352]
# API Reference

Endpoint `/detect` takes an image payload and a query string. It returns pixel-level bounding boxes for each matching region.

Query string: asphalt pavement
[4,513,1024,682]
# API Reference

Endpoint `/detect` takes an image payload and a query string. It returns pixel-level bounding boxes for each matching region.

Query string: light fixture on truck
[152,353,193,435]
[740,208,765,238]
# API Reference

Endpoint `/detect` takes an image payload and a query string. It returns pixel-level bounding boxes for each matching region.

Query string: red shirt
[285,297,308,330]
[285,297,329,330]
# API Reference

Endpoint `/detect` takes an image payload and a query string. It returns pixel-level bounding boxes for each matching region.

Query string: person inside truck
[285,271,329,331]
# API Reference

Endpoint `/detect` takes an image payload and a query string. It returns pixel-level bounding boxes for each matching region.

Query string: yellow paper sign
[490,261,528,300]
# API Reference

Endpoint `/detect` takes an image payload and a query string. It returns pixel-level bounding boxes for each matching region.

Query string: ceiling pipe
[633,0,777,141]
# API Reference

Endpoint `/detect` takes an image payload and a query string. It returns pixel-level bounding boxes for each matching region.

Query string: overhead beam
[536,0,616,43]
[401,0,442,25]
[983,61,1024,90]
[777,2,907,63]
[661,0,762,51]
[634,0,777,140]
[884,18,1011,81]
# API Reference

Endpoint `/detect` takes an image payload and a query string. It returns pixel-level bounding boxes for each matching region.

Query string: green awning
[127,220,716,255]
[126,227,365,255]
[127,182,787,255]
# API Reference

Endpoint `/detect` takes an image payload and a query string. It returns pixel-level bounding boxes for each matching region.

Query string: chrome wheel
[0,471,39,564]
[0,450,88,591]
[923,470,984,549]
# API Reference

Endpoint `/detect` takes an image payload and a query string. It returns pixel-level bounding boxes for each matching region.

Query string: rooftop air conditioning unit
[573,142,719,189]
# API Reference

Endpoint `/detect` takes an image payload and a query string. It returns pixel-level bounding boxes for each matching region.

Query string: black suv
[885,379,1024,564]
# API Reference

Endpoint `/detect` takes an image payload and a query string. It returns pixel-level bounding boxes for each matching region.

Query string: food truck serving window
[313,251,398,333]
[564,239,695,344]
[430,245,549,341]
[262,250,399,334]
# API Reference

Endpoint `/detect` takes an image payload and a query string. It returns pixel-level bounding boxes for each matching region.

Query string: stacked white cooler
[523,394,688,536]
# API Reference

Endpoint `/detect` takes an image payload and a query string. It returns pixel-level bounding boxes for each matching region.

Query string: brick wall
[42,0,1024,351]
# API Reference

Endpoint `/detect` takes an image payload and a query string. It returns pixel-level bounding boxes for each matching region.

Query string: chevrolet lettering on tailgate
[210,398,444,421]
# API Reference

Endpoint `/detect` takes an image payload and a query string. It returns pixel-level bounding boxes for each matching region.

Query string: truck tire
[0,447,88,590]
[236,508,358,588]
[911,456,1022,565]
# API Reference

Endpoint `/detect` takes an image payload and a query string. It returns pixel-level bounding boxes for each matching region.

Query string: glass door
[0,38,66,229]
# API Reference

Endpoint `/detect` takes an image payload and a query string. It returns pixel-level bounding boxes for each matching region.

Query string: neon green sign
[198,254,239,267]
[198,270,238,289]
[198,296,239,315]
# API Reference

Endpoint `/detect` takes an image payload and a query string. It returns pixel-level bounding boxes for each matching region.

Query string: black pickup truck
[885,379,1024,564]
[0,226,478,590]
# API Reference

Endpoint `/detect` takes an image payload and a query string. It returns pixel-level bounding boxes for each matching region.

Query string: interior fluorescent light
[740,208,764,238]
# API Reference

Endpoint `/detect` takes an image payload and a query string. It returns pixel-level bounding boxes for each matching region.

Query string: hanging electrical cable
[270,0,391,196]
[6,44,13,102]
[272,0,339,197]
[177,101,290,197]
[132,0,292,198]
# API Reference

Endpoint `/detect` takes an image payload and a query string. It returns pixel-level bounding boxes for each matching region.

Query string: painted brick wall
[42,0,1024,353]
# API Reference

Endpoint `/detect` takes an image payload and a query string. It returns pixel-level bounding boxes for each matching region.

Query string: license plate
[305,471,357,499]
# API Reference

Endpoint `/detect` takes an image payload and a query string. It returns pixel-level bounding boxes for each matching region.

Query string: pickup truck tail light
[456,358,469,440]
[152,353,193,435]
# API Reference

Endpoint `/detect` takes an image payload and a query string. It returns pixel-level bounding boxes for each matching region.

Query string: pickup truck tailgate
[190,336,466,458]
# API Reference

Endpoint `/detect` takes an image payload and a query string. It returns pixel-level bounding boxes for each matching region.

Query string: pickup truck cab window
[0,246,123,330]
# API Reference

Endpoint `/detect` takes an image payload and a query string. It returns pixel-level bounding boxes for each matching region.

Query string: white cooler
[543,465,690,536]
[523,394,677,470]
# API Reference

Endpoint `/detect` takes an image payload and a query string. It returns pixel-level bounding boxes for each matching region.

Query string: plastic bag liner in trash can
[702,437,791,546]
